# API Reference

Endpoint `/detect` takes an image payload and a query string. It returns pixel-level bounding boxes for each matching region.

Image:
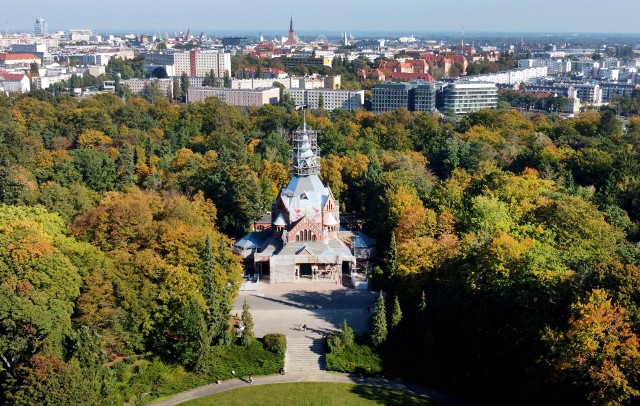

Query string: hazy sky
[5,0,640,35]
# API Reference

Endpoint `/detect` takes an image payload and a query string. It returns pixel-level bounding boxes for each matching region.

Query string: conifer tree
[241,299,254,346]
[371,291,387,346]
[386,232,397,279]
[419,290,427,312]
[391,295,403,330]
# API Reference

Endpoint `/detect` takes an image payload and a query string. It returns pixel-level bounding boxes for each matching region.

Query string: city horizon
[4,0,640,36]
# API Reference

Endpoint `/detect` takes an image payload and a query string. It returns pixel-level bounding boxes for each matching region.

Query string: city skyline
[3,0,640,35]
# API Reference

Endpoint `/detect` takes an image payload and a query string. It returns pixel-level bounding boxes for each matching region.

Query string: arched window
[312,235,317,241]
[296,234,300,241]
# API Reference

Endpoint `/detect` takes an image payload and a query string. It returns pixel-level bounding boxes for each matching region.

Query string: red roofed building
[0,53,41,66]
[0,70,31,93]
[235,66,288,79]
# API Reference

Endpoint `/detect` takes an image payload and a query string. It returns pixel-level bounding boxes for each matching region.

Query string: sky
[5,0,640,36]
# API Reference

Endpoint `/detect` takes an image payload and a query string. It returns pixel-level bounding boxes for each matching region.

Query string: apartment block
[144,51,231,78]
[121,78,173,99]
[284,89,364,111]
[187,87,280,107]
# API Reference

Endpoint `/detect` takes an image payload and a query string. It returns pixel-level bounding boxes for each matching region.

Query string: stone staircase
[285,336,326,372]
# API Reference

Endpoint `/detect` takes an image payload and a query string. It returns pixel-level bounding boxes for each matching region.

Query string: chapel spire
[291,114,320,177]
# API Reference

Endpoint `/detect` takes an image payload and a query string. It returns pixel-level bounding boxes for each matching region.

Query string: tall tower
[291,117,320,177]
[34,17,47,37]
[289,16,294,34]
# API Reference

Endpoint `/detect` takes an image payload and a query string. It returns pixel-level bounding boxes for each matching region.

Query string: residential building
[0,53,41,66]
[186,87,280,107]
[466,66,548,85]
[443,82,498,115]
[121,78,173,99]
[278,54,332,69]
[144,51,231,78]
[600,83,638,101]
[0,71,30,93]
[570,83,602,105]
[285,89,364,111]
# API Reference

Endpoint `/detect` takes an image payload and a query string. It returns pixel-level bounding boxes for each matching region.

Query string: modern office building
[442,82,498,115]
[413,82,445,112]
[285,89,364,111]
[372,82,418,113]
[186,87,280,107]
[34,18,47,37]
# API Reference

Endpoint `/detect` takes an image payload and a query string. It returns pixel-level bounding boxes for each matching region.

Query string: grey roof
[339,230,376,248]
[234,231,271,250]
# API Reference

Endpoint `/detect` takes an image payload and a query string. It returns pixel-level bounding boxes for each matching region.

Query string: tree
[371,291,388,346]
[391,295,403,330]
[386,232,397,280]
[180,73,190,102]
[241,299,254,346]
[543,289,640,405]
[318,93,325,110]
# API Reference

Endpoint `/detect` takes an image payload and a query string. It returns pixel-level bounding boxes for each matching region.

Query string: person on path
[249,374,253,384]
[302,324,307,331]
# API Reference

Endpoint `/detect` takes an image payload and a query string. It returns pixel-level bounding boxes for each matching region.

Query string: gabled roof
[0,53,41,61]
[0,71,26,81]
[324,212,338,226]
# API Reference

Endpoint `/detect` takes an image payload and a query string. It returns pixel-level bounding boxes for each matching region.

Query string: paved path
[151,282,472,406]
[151,370,472,406]
[232,281,376,338]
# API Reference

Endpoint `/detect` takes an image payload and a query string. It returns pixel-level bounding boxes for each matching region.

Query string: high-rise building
[34,18,47,37]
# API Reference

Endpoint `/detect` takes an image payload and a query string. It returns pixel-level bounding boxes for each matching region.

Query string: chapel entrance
[299,263,312,279]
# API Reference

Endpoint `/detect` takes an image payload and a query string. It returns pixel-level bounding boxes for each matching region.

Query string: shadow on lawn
[350,384,435,405]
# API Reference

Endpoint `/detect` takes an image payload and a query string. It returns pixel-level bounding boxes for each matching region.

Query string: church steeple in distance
[289,16,294,33]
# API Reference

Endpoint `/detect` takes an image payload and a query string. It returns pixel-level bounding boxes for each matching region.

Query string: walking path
[151,370,472,406]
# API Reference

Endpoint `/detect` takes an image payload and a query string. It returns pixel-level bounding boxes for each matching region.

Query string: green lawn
[182,382,435,405]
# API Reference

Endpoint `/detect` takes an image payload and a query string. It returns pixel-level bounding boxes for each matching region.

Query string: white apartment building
[466,67,548,85]
[569,83,602,105]
[231,78,293,90]
[187,87,280,107]
[173,50,231,78]
[0,71,30,93]
[518,58,571,75]
[285,89,364,111]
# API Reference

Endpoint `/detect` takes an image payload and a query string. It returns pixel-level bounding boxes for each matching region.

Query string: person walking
[249,373,253,384]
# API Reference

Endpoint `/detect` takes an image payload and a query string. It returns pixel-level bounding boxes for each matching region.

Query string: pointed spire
[290,16,294,33]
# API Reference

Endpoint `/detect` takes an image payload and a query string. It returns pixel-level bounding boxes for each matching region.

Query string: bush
[326,333,344,353]
[218,330,236,347]
[263,333,287,355]
[326,343,382,375]
[204,339,284,381]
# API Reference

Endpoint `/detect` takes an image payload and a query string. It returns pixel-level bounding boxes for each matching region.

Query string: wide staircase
[285,336,326,372]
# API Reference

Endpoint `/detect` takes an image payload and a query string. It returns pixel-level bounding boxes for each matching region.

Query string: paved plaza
[231,280,377,338]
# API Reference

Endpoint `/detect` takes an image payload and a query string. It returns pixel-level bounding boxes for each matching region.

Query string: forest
[1,88,640,405]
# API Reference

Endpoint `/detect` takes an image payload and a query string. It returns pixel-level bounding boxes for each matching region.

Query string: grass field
[181,382,435,405]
